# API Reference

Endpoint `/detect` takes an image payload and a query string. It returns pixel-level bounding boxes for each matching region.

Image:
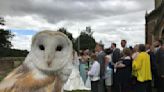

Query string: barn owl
[0,30,73,92]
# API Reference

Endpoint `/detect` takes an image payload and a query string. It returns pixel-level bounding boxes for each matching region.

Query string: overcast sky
[0,0,154,50]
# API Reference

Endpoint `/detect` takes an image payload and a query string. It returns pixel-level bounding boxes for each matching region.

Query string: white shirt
[88,61,100,81]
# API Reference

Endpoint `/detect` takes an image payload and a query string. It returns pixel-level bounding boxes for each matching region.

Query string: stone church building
[145,0,164,44]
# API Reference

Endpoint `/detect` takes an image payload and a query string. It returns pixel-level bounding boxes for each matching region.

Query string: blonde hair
[133,44,139,52]
[91,54,97,61]
[123,48,132,56]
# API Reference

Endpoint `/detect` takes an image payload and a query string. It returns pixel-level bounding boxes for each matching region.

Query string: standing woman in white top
[88,54,100,92]
[105,55,113,92]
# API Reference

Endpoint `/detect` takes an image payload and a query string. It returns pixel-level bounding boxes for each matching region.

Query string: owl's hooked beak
[45,55,53,67]
[45,49,54,67]
[47,61,52,67]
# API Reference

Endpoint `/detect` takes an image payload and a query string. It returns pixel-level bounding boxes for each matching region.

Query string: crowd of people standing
[64,39,164,92]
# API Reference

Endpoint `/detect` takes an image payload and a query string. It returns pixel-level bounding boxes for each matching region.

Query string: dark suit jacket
[97,51,106,92]
[112,48,121,63]
[97,51,106,78]
[156,48,164,76]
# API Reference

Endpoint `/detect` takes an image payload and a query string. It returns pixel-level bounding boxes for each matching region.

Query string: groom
[95,43,106,92]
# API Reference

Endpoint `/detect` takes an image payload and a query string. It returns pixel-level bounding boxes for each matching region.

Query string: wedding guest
[111,43,121,64]
[105,55,113,92]
[154,40,163,54]
[121,40,127,49]
[132,44,152,92]
[156,43,164,92]
[115,48,132,92]
[146,44,157,91]
[83,49,91,71]
[95,43,106,92]
[111,43,120,92]
[79,51,88,83]
[88,54,100,92]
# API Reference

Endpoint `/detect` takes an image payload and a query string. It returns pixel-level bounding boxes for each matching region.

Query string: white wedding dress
[63,53,90,91]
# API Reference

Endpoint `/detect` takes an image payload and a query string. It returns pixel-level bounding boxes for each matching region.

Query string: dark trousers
[145,81,152,92]
[157,77,164,92]
[112,73,119,92]
[134,81,146,92]
[118,83,131,92]
[98,79,106,92]
[152,69,158,88]
[106,86,112,92]
[91,80,99,92]
[134,80,152,92]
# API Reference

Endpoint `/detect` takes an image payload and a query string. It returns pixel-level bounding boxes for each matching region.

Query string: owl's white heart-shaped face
[29,31,73,72]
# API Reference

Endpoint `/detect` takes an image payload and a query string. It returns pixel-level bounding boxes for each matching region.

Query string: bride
[63,51,90,91]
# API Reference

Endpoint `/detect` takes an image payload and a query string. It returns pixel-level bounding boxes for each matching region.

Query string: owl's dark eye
[39,45,45,50]
[56,45,63,51]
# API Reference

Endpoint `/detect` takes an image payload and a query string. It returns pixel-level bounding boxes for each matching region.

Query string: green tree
[57,27,76,49]
[74,26,96,51]
[0,17,5,25]
[57,27,74,41]
[0,17,14,48]
[0,17,29,57]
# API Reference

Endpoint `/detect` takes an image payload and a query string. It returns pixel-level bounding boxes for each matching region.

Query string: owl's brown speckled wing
[0,65,58,92]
